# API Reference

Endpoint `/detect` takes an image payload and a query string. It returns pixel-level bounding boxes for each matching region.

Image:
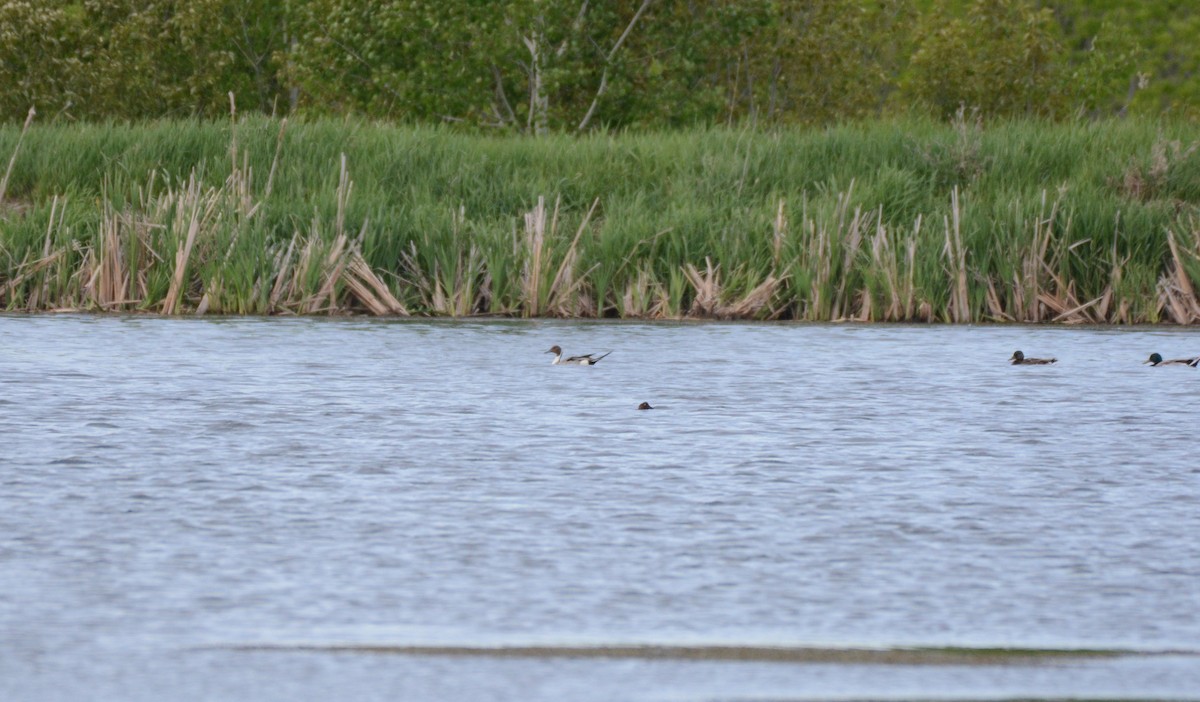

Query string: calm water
[2,316,1200,701]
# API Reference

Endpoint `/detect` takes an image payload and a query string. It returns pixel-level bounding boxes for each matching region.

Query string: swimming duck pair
[1011,350,1200,366]
[546,345,654,409]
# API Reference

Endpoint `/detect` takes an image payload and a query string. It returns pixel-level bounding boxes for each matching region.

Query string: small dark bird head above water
[637,402,653,410]
[1010,350,1056,365]
[1144,352,1199,366]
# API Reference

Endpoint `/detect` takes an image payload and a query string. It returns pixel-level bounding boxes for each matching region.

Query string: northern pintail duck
[1144,353,1200,367]
[545,345,612,365]
[1010,350,1056,365]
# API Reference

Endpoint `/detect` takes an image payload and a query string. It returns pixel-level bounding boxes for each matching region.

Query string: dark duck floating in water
[1009,350,1057,365]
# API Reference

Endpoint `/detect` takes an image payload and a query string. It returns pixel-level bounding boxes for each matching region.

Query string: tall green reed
[1,115,1198,322]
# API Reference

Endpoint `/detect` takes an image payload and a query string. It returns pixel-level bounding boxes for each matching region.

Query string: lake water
[2,315,1200,701]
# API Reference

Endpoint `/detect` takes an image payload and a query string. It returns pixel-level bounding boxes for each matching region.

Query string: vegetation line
[0,116,1198,322]
[221,642,1193,665]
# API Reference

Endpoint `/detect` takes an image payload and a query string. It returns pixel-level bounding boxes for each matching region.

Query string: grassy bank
[1,115,1199,321]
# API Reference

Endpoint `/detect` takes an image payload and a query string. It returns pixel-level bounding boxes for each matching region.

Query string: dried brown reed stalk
[785,196,833,321]
[93,203,130,308]
[335,154,351,238]
[0,106,35,206]
[772,198,787,265]
[1120,139,1199,202]
[344,251,408,315]
[264,118,288,199]
[943,187,970,323]
[3,195,65,310]
[248,152,407,316]
[520,195,597,317]
[162,175,214,314]
[786,184,885,321]
[3,137,416,316]
[1094,215,1131,324]
[867,211,922,321]
[802,215,831,320]
[621,265,670,318]
[399,241,480,316]
[6,250,60,309]
[397,207,485,316]
[267,233,299,312]
[1158,223,1200,323]
[987,191,1110,324]
[80,179,166,311]
[522,196,548,316]
[984,278,1012,322]
[304,231,350,314]
[228,92,239,173]
[728,275,782,319]
[545,197,600,316]
[683,257,780,319]
[227,149,259,220]
[831,200,865,320]
[683,257,721,316]
[294,155,357,314]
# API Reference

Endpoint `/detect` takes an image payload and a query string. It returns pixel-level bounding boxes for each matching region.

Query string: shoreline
[216,642,1200,666]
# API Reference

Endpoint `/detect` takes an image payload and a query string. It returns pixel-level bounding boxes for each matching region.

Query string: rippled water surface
[3,316,1200,701]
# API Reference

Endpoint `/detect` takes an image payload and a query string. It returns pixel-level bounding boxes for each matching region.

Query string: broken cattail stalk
[0,106,35,204]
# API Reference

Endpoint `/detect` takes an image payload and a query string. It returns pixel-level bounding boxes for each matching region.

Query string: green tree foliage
[75,0,288,118]
[0,0,1197,126]
[724,0,914,124]
[1049,0,1200,119]
[287,1,486,120]
[904,0,1068,119]
[0,1,83,120]
[286,0,748,131]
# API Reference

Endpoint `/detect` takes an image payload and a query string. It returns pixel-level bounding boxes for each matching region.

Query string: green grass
[1,115,1198,321]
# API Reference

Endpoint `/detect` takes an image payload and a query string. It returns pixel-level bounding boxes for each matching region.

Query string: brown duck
[1009,350,1056,365]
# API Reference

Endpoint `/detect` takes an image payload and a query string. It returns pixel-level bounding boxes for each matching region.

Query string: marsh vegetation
[1,114,1198,322]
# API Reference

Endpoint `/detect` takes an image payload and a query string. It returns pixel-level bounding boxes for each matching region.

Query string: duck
[637,402,653,410]
[1144,352,1200,367]
[1010,350,1056,365]
[545,345,612,366]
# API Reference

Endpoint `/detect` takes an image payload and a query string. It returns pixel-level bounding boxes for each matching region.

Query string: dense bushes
[1,1,1197,128]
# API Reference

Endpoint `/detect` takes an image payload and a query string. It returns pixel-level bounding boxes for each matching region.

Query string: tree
[904,0,1068,119]
[722,0,914,124]
[1047,0,1199,119]
[0,1,83,121]
[68,0,287,119]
